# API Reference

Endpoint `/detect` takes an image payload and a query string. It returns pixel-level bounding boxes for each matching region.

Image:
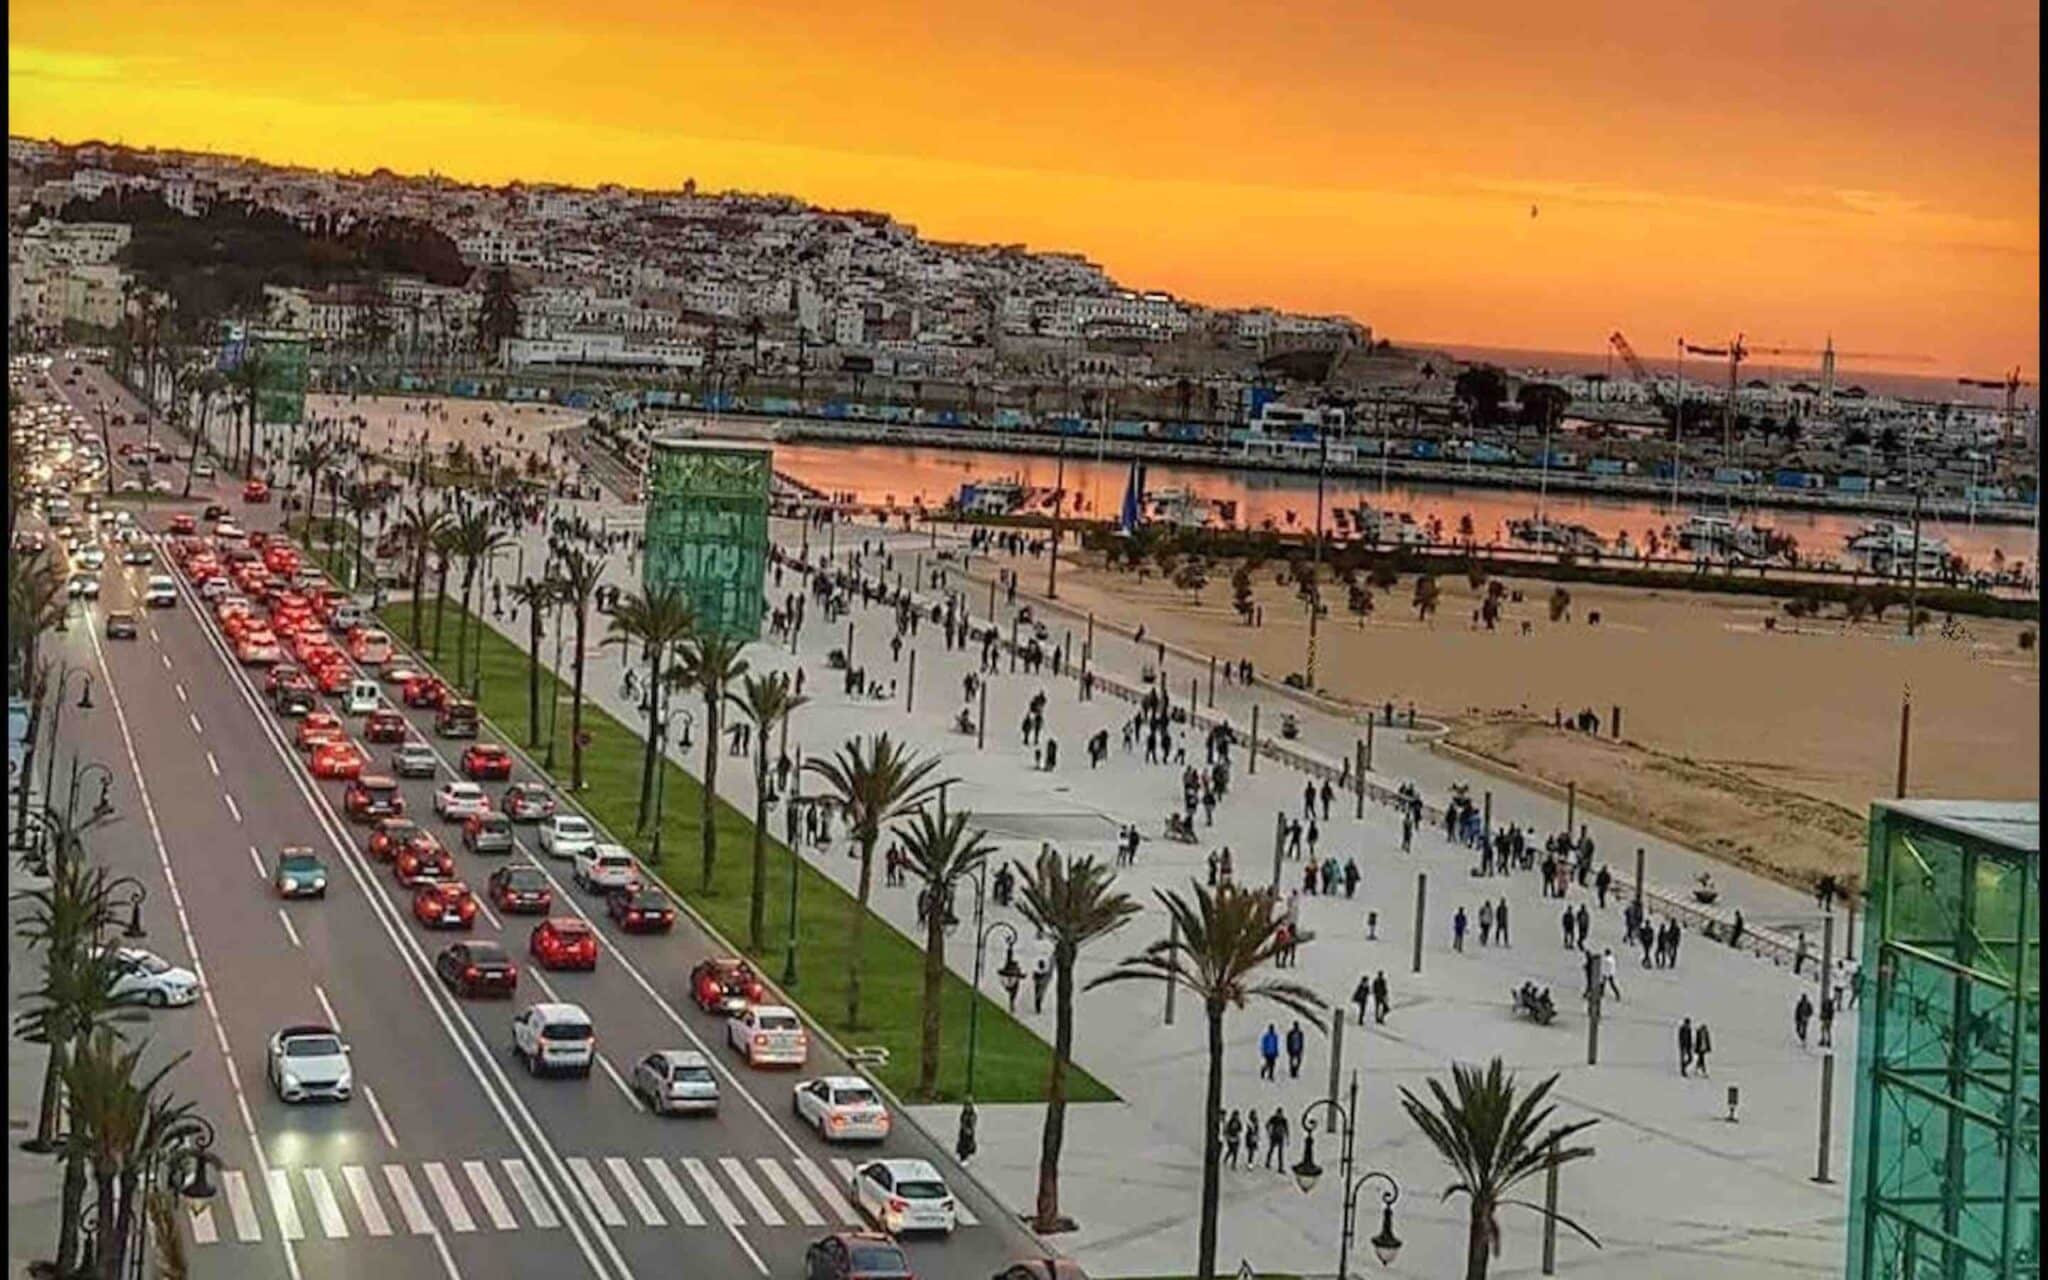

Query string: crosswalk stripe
[603,1157,666,1227]
[187,1203,219,1245]
[383,1165,435,1236]
[640,1157,706,1227]
[565,1157,627,1228]
[718,1157,784,1226]
[342,1166,393,1237]
[681,1158,746,1228]
[793,1157,861,1225]
[265,1168,306,1241]
[501,1159,559,1229]
[954,1196,981,1227]
[756,1158,826,1226]
[301,1168,349,1238]
[463,1161,518,1231]
[422,1162,477,1233]
[221,1170,262,1242]
[829,1157,858,1185]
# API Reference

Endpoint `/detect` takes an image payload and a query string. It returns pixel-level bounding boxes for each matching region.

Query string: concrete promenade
[453,499,1859,1279]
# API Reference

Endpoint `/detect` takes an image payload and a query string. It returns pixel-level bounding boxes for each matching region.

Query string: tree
[225,347,269,480]
[395,499,452,652]
[342,482,381,591]
[507,577,557,747]
[1231,564,1256,623]
[1465,559,1487,591]
[450,505,511,687]
[733,672,806,952]
[677,631,750,887]
[478,267,521,362]
[604,586,698,830]
[1517,382,1572,430]
[1172,561,1208,596]
[555,550,607,792]
[429,521,461,661]
[1414,573,1441,621]
[290,438,337,544]
[1548,586,1572,623]
[1400,1057,1599,1279]
[1452,366,1508,430]
[895,810,997,1099]
[1089,884,1325,1279]
[1015,849,1139,1231]
[1458,512,1476,546]
[804,735,949,1029]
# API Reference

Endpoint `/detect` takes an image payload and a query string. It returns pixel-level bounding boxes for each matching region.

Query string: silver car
[632,1050,719,1115]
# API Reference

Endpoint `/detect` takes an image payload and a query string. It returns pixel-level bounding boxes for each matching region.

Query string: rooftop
[1873,798,2039,855]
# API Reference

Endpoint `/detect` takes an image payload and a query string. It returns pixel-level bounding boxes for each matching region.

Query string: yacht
[1344,503,1429,547]
[1843,522,1954,577]
[955,476,1028,516]
[1142,487,1235,529]
[1677,512,1771,562]
[1507,517,1606,555]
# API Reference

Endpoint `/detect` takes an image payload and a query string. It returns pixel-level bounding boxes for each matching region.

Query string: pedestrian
[1495,898,1510,946]
[1575,903,1590,950]
[1692,1022,1713,1075]
[1818,993,1836,1047]
[1401,816,1413,852]
[1343,858,1360,899]
[1595,865,1611,908]
[1794,992,1813,1047]
[1601,948,1621,999]
[1284,1020,1306,1078]
[1258,1024,1280,1081]
[1243,1107,1260,1167]
[1794,931,1809,976]
[1371,970,1390,1023]
[1452,906,1468,952]
[1031,949,1053,1014]
[1562,904,1576,949]
[1478,899,1493,946]
[1678,1018,1695,1077]
[1352,974,1371,1026]
[1264,1110,1288,1171]
[1223,1110,1243,1168]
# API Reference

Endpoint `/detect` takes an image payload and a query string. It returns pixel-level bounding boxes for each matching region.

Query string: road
[22,360,1043,1280]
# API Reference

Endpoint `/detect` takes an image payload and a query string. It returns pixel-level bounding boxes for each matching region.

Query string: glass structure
[642,439,771,642]
[216,324,308,424]
[1848,800,2039,1280]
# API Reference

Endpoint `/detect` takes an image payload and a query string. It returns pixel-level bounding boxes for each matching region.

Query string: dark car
[805,1233,914,1280]
[487,863,553,914]
[343,775,405,823]
[103,611,138,640]
[606,886,676,933]
[434,941,517,998]
[391,742,438,778]
[274,686,317,718]
[434,700,478,739]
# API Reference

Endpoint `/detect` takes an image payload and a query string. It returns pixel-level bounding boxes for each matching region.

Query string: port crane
[1680,335,1932,460]
[1958,367,2031,442]
[1605,331,1671,411]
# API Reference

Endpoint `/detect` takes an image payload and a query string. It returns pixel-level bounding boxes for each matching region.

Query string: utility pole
[1046,435,1066,599]
[1306,427,1327,689]
[1814,911,1837,1185]
[1905,487,1925,637]
[1410,871,1427,975]
[1895,686,1912,798]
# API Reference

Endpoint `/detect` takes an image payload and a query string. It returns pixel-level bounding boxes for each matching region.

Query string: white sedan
[850,1158,957,1235]
[433,781,490,820]
[793,1076,891,1142]
[96,947,199,1008]
[726,1005,809,1067]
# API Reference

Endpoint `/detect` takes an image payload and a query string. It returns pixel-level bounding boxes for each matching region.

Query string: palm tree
[177,366,226,500]
[10,548,67,697]
[429,521,461,662]
[226,347,269,480]
[291,438,337,544]
[804,735,949,1029]
[1400,1058,1600,1279]
[1089,883,1325,1279]
[733,672,806,952]
[1013,849,1140,1228]
[395,499,452,650]
[507,577,557,747]
[895,811,999,1099]
[676,631,750,891]
[342,482,381,591]
[604,587,697,829]
[63,1024,194,1280]
[555,550,607,791]
[451,505,511,685]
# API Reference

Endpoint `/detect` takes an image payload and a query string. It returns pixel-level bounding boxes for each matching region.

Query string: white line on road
[383,1165,435,1235]
[596,1053,643,1112]
[176,682,189,703]
[266,1167,306,1241]
[565,1159,626,1228]
[717,1157,783,1227]
[755,1158,826,1227]
[302,1167,349,1239]
[313,984,341,1030]
[683,1158,768,1274]
[223,792,242,823]
[221,1170,262,1241]
[463,1160,519,1230]
[188,711,203,735]
[342,1165,393,1237]
[422,1161,477,1234]
[160,652,172,670]
[501,1159,560,1229]
[276,909,302,949]
[363,1085,400,1150]
[639,1158,705,1227]
[249,845,267,879]
[208,750,221,776]
[601,1158,665,1227]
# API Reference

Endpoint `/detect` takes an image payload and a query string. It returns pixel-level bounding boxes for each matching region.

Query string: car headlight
[311,875,326,888]
[281,1072,301,1091]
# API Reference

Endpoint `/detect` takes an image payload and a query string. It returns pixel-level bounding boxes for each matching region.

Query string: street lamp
[131,1115,219,1280]
[40,667,95,825]
[1295,1069,1404,1271]
[961,859,1022,1098]
[648,705,694,865]
[98,875,148,944]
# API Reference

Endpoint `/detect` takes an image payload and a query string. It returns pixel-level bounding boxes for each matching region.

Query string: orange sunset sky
[9,0,2039,376]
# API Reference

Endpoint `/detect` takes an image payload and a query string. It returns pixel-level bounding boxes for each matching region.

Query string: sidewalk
[9,830,60,1279]
[448,503,1859,1278]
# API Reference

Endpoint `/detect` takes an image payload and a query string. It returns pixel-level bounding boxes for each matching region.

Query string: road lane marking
[188,1201,219,1245]
[176,682,188,703]
[276,909,302,949]
[342,1165,393,1236]
[363,1085,400,1150]
[596,1054,642,1112]
[792,1157,861,1225]
[756,1158,826,1227]
[161,652,172,670]
[383,1165,435,1235]
[421,1161,477,1233]
[501,1159,559,1229]
[639,1157,705,1227]
[565,1158,626,1228]
[954,1195,981,1226]
[313,984,341,1030]
[188,712,203,735]
[301,1168,349,1239]
[718,1158,783,1226]
[681,1159,745,1228]
[221,1170,262,1241]
[462,1160,518,1230]
[829,1158,857,1185]
[223,793,241,823]
[208,750,221,776]
[601,1157,665,1227]
[265,1168,306,1240]
[249,845,267,878]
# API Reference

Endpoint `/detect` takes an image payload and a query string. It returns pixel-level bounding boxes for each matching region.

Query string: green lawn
[377,599,1114,1107]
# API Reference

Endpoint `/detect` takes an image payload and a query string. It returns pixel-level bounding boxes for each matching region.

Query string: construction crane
[1605,331,1670,411]
[1682,335,1934,458]
[1958,367,2031,443]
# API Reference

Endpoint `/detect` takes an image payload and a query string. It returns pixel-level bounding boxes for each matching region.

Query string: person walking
[1575,902,1590,950]
[1601,948,1621,1000]
[1371,970,1390,1023]
[1692,1022,1713,1075]
[1222,1110,1243,1168]
[1678,1018,1696,1078]
[1794,991,1814,1047]
[1818,993,1836,1048]
[1264,1110,1289,1171]
[1242,1107,1260,1168]
[1478,899,1493,946]
[1794,930,1809,976]
[1258,1024,1280,1081]
[1495,897,1510,946]
[1452,906,1468,952]
[1400,815,1413,852]
[1352,974,1371,1026]
[1562,904,1576,949]
[1031,948,1053,1014]
[1343,858,1360,899]
[1284,1020,1306,1078]
[1595,865,1612,909]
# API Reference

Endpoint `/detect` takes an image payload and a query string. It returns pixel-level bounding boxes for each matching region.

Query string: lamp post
[64,760,116,866]
[1306,424,1328,690]
[39,667,95,839]
[131,1114,220,1280]
[648,703,694,868]
[1294,1070,1405,1274]
[958,862,1023,1098]
[783,751,826,987]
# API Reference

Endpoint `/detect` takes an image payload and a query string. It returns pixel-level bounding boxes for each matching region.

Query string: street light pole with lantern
[954,857,1025,1163]
[1293,1069,1405,1274]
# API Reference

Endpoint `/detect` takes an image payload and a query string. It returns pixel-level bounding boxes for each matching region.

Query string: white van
[511,1003,595,1078]
[343,679,380,716]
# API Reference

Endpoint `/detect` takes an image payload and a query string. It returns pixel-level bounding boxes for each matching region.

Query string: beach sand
[303,394,592,465]
[1045,553,2039,886]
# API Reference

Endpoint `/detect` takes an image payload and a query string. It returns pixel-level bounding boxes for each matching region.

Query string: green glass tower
[1848,800,2039,1280]
[642,438,771,642]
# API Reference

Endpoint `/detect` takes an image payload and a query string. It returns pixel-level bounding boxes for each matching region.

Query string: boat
[1507,517,1606,555]
[1344,503,1428,547]
[955,476,1028,516]
[1142,486,1235,529]
[1676,512,1771,562]
[1843,522,1954,577]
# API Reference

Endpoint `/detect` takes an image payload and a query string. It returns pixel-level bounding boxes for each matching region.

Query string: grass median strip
[376,598,1114,1106]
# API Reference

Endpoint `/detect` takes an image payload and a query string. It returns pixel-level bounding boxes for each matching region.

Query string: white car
[511,1002,594,1078]
[199,577,230,600]
[434,781,490,820]
[96,947,199,1008]
[850,1158,957,1235]
[793,1076,891,1142]
[573,843,638,894]
[726,1005,809,1068]
[267,1024,353,1103]
[193,460,217,479]
[67,573,99,600]
[75,546,104,570]
[633,1050,720,1115]
[143,575,176,608]
[536,814,595,859]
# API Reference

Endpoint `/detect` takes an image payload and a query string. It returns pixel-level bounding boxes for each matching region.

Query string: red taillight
[627,911,641,921]
[887,1197,907,1214]
[464,965,479,978]
[460,900,476,919]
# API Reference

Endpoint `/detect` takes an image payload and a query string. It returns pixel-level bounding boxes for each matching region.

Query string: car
[380,663,425,687]
[103,611,138,640]
[528,917,598,971]
[536,813,595,858]
[349,628,393,665]
[990,1261,1092,1280]
[96,946,201,1008]
[314,663,355,696]
[274,848,329,899]
[121,544,153,567]
[573,844,639,895]
[487,863,554,914]
[363,709,408,743]
[234,635,282,666]
[850,1159,957,1236]
[501,783,557,823]
[726,1005,809,1068]
[202,503,230,522]
[67,572,99,599]
[75,546,104,570]
[243,479,270,503]
[803,1233,915,1280]
[434,699,479,738]
[435,941,518,998]
[391,742,439,778]
[511,1002,595,1078]
[412,880,480,929]
[633,1050,720,1116]
[295,712,346,751]
[434,781,490,820]
[274,684,316,718]
[343,775,405,822]
[794,1077,892,1143]
[690,957,767,1015]
[459,743,514,781]
[606,885,675,933]
[394,843,456,888]
[310,740,366,780]
[143,575,176,607]
[168,513,197,536]
[402,675,450,709]
[266,1024,352,1103]
[198,576,230,601]
[462,811,515,854]
[342,679,381,716]
[366,817,423,862]
[264,663,302,697]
